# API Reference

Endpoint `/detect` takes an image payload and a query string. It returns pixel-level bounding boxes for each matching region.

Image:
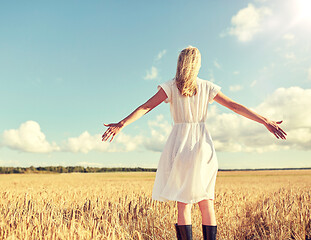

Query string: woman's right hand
[264,120,287,139]
[102,122,124,142]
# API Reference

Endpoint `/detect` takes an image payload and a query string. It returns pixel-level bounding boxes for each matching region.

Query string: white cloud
[233,71,240,75]
[228,4,272,42]
[229,85,243,92]
[214,60,221,69]
[144,115,171,152]
[143,50,166,81]
[63,131,143,153]
[62,116,171,154]
[144,66,158,80]
[155,50,167,61]
[208,87,311,152]
[2,121,59,153]
[115,132,144,152]
[64,131,108,153]
[255,87,311,150]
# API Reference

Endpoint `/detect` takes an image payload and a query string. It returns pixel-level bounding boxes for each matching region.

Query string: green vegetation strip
[0,166,310,174]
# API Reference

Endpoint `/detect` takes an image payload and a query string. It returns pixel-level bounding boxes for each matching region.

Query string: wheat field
[0,170,310,240]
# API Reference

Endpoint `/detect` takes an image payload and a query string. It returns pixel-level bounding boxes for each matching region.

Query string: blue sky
[1,0,311,169]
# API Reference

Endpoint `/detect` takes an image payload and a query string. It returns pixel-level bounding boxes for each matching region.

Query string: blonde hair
[175,45,201,97]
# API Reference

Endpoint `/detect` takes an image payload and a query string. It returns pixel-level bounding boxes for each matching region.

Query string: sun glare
[297,0,311,21]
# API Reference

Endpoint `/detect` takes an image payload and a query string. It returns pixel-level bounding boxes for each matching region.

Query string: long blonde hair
[175,46,201,97]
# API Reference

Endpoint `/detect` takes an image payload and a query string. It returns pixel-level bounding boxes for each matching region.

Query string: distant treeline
[0,166,157,174]
[0,166,310,174]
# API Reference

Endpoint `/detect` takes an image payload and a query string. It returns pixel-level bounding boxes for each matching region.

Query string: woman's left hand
[264,120,287,140]
[102,122,124,142]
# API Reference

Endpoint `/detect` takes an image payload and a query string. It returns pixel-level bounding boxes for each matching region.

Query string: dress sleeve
[157,80,173,103]
[208,81,221,104]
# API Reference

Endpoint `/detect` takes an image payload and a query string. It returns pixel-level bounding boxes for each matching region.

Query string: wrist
[119,121,125,127]
[262,117,269,126]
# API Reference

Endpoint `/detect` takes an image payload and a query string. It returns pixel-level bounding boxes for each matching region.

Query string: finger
[103,128,110,135]
[102,134,108,141]
[106,128,114,136]
[278,130,286,139]
[272,131,279,139]
[102,132,107,140]
[280,131,287,140]
[276,132,284,139]
[276,130,286,140]
[279,127,287,136]
[102,129,111,140]
[102,133,109,141]
[274,125,286,139]
[110,133,116,142]
[103,131,112,141]
[104,123,113,127]
[104,135,111,142]
[276,120,283,124]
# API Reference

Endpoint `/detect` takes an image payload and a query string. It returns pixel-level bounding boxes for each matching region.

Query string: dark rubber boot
[175,223,192,240]
[202,225,217,240]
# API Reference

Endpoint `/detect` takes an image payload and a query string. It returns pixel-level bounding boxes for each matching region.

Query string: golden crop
[0,170,310,239]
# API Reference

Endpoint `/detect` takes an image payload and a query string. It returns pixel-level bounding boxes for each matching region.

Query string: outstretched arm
[102,88,168,142]
[213,91,287,139]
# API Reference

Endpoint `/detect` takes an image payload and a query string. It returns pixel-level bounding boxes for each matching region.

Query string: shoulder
[196,77,206,84]
[158,77,173,85]
[159,77,175,89]
[197,77,220,88]
[167,77,176,86]
[196,77,211,86]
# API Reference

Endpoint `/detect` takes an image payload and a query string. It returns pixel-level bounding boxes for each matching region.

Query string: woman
[102,46,286,240]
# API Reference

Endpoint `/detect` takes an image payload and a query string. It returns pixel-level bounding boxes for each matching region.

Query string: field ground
[0,170,310,239]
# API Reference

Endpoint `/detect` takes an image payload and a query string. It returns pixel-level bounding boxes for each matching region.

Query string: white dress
[152,77,221,204]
